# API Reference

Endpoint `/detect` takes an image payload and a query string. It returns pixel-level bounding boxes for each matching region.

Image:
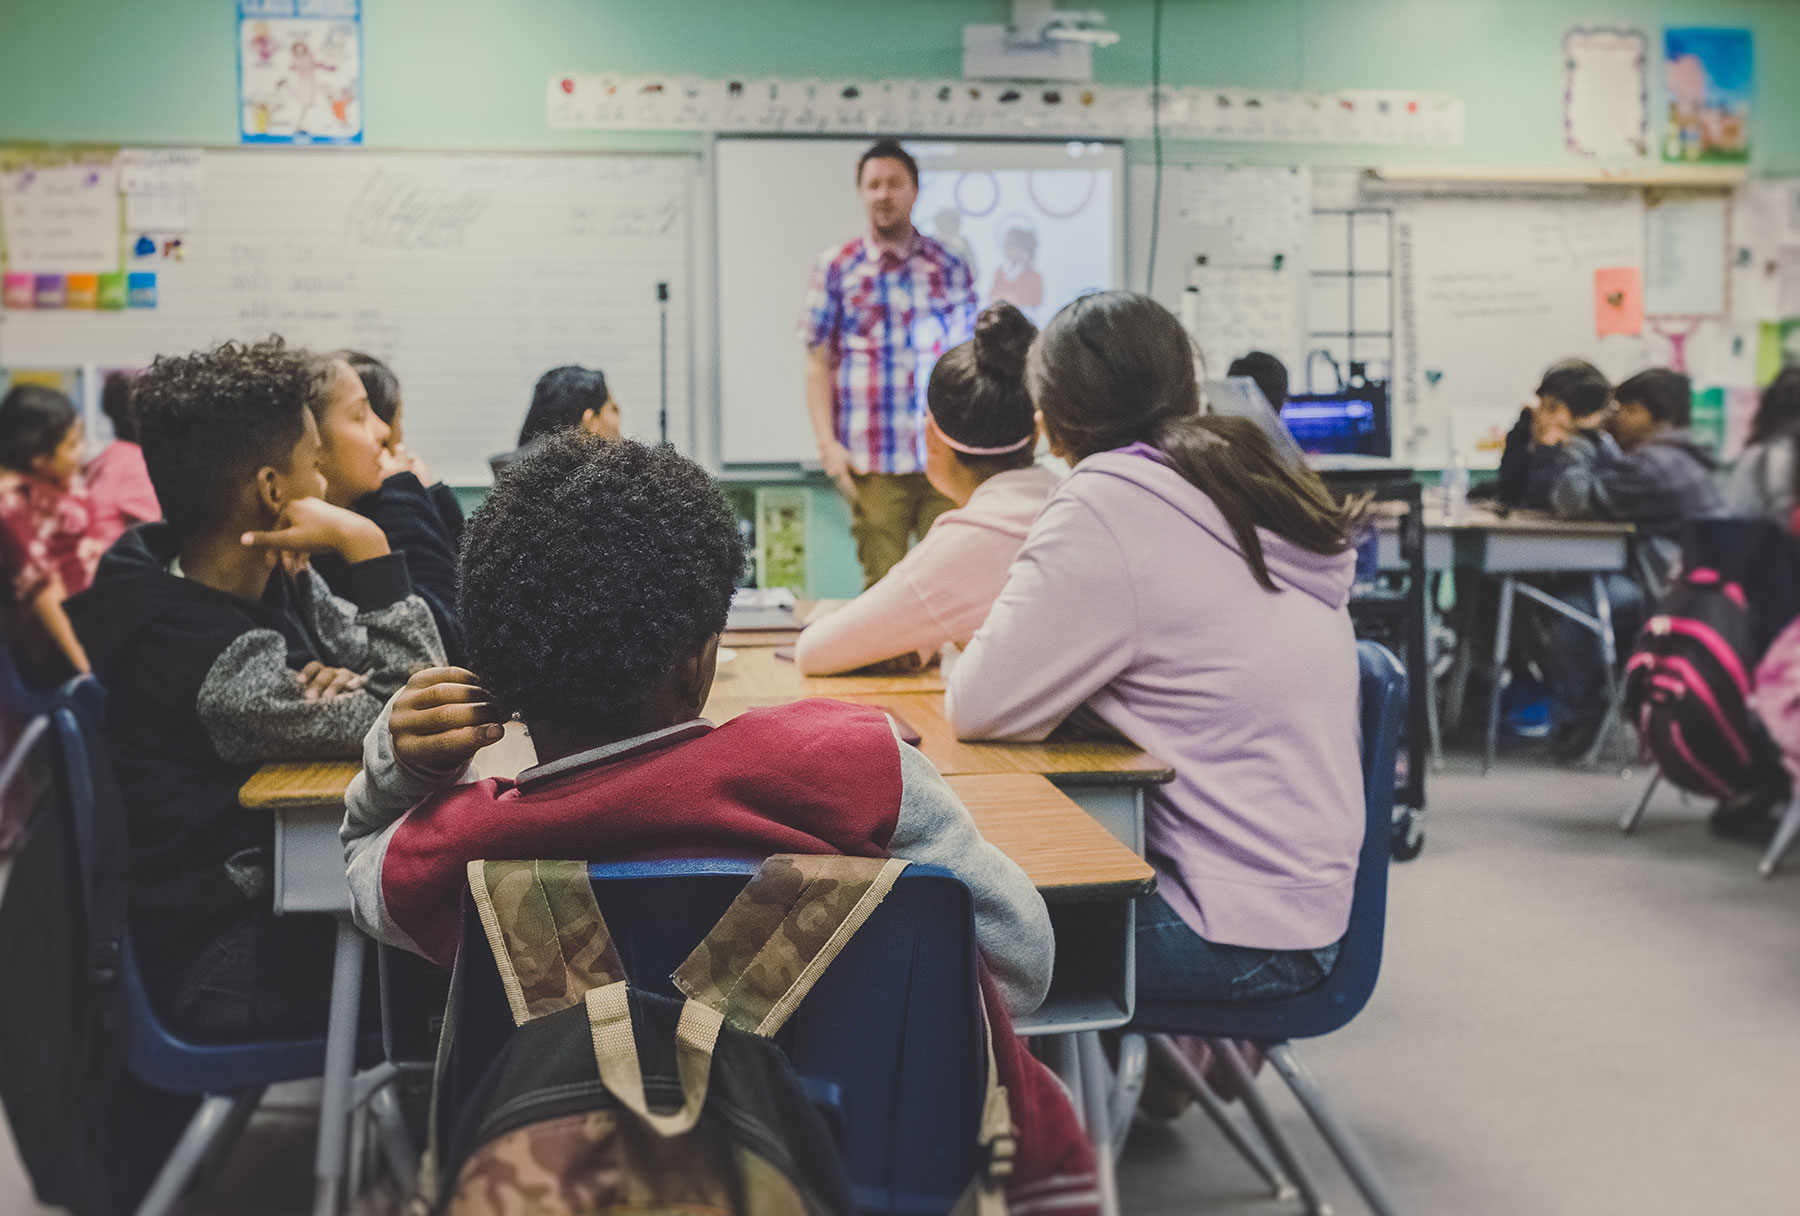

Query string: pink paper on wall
[1594,266,1644,336]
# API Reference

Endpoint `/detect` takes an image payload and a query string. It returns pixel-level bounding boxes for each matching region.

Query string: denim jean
[1542,573,1644,727]
[1134,892,1341,1003]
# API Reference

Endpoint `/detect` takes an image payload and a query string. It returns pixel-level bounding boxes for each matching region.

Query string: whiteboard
[0,149,696,485]
[1128,165,1311,379]
[1394,194,1648,468]
[716,138,1123,466]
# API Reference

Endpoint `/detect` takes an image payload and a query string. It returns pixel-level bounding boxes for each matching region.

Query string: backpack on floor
[418,856,1013,1216]
[1624,565,1786,799]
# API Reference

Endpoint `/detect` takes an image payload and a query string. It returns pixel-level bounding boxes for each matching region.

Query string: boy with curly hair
[342,433,1100,1211]
[66,337,445,1040]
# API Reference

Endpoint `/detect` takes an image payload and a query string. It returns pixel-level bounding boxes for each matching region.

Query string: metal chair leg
[1266,1043,1404,1216]
[1109,1033,1148,1160]
[1148,1036,1295,1201]
[1620,771,1661,835]
[1484,576,1517,774]
[1580,574,1623,770]
[1759,796,1800,878]
[367,1080,419,1192]
[1210,1039,1333,1216]
[135,1094,240,1216]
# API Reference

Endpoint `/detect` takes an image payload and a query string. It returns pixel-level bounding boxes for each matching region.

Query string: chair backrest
[1134,638,1407,1041]
[47,679,326,1093]
[447,859,985,1216]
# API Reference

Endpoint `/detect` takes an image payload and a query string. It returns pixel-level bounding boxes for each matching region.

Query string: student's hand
[242,496,390,565]
[819,440,859,502]
[295,661,367,703]
[1531,406,1572,448]
[390,667,509,777]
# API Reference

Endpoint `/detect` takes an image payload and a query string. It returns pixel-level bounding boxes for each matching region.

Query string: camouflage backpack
[417,855,1012,1216]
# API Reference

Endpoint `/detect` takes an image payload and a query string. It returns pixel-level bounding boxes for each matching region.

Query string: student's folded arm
[196,627,390,763]
[342,692,476,953]
[886,734,1053,1016]
[306,553,446,699]
[1548,434,1620,520]
[946,496,1135,742]
[794,567,943,674]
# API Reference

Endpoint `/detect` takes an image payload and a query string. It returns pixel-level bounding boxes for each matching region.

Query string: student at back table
[341,434,1101,1211]
[1494,359,1613,509]
[948,291,1364,1006]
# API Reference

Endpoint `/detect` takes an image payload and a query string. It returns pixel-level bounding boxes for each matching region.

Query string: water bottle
[1442,456,1469,524]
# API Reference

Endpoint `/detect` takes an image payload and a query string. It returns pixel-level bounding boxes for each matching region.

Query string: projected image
[913,156,1115,327]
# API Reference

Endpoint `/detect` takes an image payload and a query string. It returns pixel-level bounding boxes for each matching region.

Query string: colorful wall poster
[1594,266,1644,336]
[1662,27,1751,163]
[239,0,363,145]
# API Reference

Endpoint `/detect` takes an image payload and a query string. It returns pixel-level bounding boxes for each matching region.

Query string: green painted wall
[6,0,1800,594]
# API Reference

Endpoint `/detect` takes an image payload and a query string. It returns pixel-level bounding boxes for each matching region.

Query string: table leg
[1423,575,1445,771]
[1484,575,1517,774]
[312,916,365,1216]
[1076,1031,1121,1216]
[1580,573,1622,769]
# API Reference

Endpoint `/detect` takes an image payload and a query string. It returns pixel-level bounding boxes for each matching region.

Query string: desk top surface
[248,764,1153,899]
[710,644,947,696]
[706,690,1173,784]
[1421,505,1635,536]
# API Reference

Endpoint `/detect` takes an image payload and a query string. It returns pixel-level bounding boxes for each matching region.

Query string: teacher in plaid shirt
[802,140,977,587]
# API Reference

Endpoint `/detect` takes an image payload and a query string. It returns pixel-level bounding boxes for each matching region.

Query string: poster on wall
[239,0,363,145]
[1662,27,1751,164]
[1562,28,1647,158]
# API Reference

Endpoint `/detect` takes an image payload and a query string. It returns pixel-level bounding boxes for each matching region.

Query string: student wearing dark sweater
[66,338,444,1039]
[308,352,467,664]
[340,350,466,548]
[1495,359,1614,508]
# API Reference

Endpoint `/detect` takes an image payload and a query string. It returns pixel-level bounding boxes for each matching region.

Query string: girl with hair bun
[795,302,1059,675]
[949,290,1365,1007]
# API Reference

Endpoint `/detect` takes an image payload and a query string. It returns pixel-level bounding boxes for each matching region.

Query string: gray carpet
[4,755,1799,1215]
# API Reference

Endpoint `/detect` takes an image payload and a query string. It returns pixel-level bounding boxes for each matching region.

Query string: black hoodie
[65,522,444,985]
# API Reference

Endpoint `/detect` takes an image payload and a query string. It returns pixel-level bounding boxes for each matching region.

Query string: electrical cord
[1145,0,1165,298]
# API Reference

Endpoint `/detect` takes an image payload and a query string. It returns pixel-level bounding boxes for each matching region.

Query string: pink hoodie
[796,465,1059,675]
[947,449,1362,951]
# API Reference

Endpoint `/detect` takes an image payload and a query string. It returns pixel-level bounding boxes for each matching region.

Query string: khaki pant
[849,472,955,587]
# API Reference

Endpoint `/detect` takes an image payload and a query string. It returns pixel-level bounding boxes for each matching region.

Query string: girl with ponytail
[948,290,1366,1005]
[796,302,1060,674]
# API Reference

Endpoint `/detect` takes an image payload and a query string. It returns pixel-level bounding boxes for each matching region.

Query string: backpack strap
[466,859,626,1025]
[671,853,910,1036]
[584,982,724,1138]
[950,1001,1015,1216]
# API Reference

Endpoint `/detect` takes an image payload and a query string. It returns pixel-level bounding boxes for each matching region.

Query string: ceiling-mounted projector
[964,0,1119,82]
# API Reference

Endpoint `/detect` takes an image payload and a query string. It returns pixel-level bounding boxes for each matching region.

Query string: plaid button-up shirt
[800,230,976,475]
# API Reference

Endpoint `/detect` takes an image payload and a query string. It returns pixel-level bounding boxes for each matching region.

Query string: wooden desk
[708,644,946,698]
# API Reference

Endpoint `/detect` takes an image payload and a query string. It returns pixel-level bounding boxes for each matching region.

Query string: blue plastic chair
[1128,639,1408,1216]
[444,859,986,1216]
[47,680,332,1216]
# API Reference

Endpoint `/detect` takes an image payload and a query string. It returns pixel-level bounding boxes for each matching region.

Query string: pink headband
[927,411,1036,456]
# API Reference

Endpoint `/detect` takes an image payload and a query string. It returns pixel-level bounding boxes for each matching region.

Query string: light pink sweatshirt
[796,465,1060,675]
[947,449,1363,951]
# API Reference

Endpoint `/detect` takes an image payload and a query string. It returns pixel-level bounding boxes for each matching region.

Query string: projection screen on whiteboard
[715,137,1125,467]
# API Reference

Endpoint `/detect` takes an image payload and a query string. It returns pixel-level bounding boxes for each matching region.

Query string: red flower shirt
[0,471,105,604]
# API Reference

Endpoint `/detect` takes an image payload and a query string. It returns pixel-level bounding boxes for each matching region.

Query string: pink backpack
[1751,615,1800,787]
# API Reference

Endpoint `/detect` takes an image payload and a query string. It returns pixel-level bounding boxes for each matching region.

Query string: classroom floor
[4,748,1800,1216]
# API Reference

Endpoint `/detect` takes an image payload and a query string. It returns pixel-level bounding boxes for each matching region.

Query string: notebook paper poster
[1662,27,1751,164]
[1644,194,1728,317]
[1563,29,1648,158]
[0,157,121,276]
[1594,266,1644,336]
[239,0,363,145]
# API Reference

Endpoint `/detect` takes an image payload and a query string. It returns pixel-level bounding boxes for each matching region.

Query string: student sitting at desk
[308,351,467,664]
[1536,368,1720,757]
[85,371,161,547]
[795,302,1058,675]
[0,384,103,686]
[65,338,444,1040]
[488,363,621,476]
[341,434,1099,1210]
[341,349,466,548]
[1494,359,1613,509]
[1725,367,1800,527]
[947,291,1363,1007]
